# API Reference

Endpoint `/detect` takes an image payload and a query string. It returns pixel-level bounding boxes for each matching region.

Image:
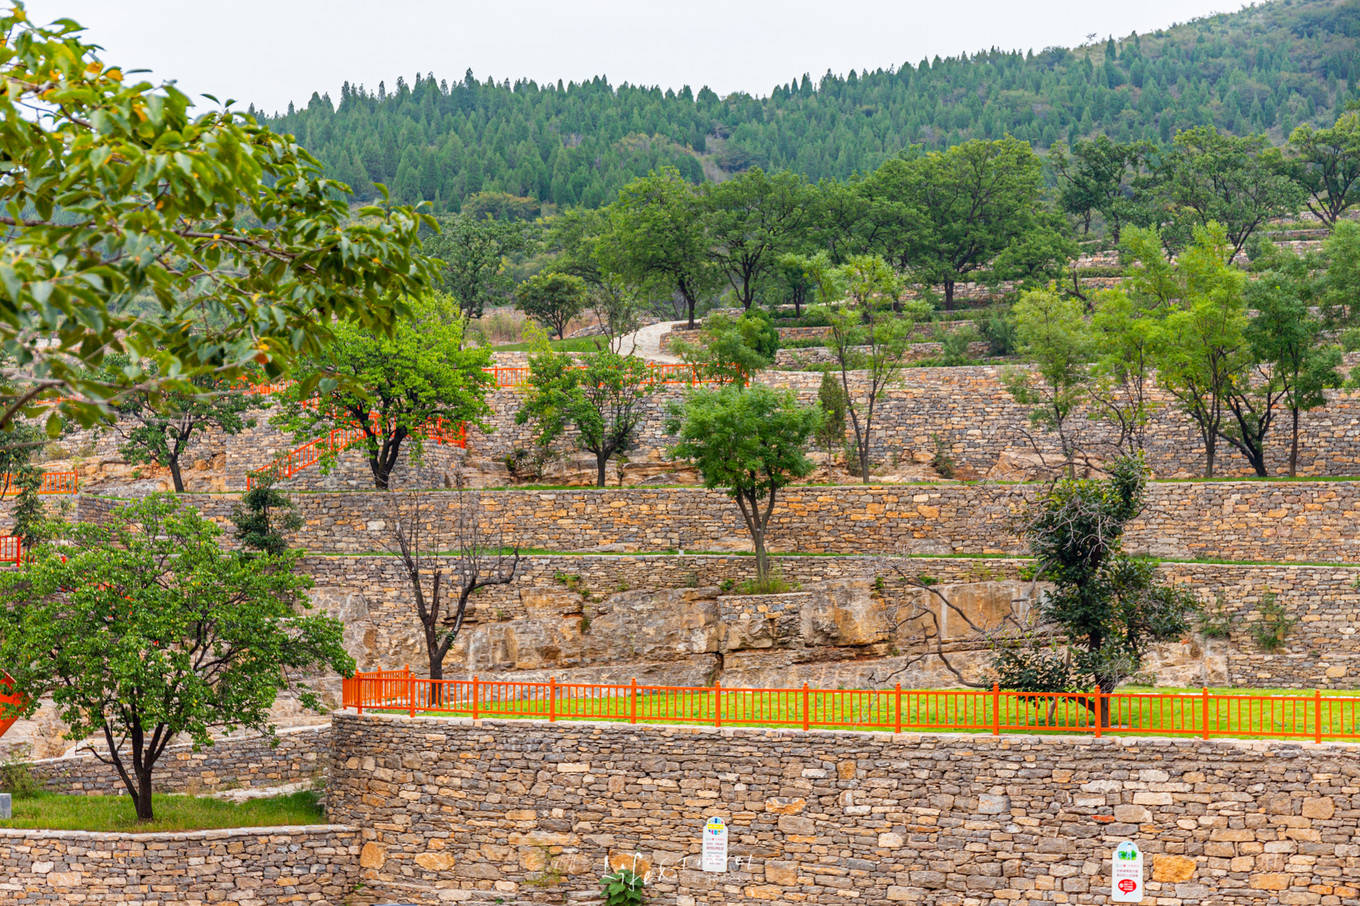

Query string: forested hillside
[260,0,1359,211]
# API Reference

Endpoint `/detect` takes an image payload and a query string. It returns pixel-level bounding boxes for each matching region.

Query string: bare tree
[387,485,520,694]
[868,565,1041,689]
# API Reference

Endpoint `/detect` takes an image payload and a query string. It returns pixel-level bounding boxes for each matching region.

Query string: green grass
[490,336,608,353]
[363,684,1360,743]
[0,790,325,833]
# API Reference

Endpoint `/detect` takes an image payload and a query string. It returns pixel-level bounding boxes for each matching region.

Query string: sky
[23,0,1246,114]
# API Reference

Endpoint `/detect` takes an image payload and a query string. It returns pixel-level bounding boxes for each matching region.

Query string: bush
[1250,594,1295,652]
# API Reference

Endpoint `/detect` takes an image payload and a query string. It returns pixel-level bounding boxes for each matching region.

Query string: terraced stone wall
[330,712,1360,906]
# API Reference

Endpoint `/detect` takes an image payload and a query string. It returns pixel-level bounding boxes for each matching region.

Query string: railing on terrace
[0,672,24,741]
[246,417,468,491]
[485,362,729,390]
[341,668,1360,744]
[0,535,21,567]
[0,470,78,496]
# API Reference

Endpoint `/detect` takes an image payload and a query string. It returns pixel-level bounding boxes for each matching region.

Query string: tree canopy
[0,5,433,433]
[0,495,351,820]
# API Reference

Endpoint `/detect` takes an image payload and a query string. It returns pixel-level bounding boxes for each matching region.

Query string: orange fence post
[549,678,557,722]
[992,683,1001,736]
[1093,685,1103,738]
[630,678,638,724]
[802,683,810,731]
[1315,690,1323,744]
[472,676,480,720]
[356,675,363,716]
[714,681,722,728]
[408,672,415,718]
[1201,687,1210,740]
[894,683,902,734]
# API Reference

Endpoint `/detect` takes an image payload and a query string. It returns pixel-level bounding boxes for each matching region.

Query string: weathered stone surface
[0,826,359,905]
[329,713,1360,906]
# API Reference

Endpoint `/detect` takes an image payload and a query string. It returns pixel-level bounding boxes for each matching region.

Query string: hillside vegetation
[260,0,1359,210]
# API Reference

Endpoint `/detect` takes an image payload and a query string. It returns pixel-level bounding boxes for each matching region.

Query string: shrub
[1250,594,1295,652]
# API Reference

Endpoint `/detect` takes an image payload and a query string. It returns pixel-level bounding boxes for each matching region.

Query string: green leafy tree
[516,348,656,487]
[1050,135,1153,239]
[1130,225,1249,477]
[108,369,257,493]
[867,138,1067,309]
[0,6,434,434]
[598,168,716,328]
[815,370,848,471]
[673,310,778,385]
[1161,126,1304,261]
[545,208,645,348]
[514,272,588,340]
[0,494,352,821]
[703,168,811,310]
[1002,289,1095,477]
[229,478,303,557]
[667,385,819,585]
[1089,287,1160,457]
[1286,111,1360,227]
[1320,221,1360,331]
[425,214,529,321]
[1245,243,1342,476]
[279,297,493,490]
[804,254,922,482]
[994,456,1197,722]
[0,422,49,552]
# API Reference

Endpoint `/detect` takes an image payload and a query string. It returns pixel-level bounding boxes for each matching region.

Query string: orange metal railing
[0,672,24,741]
[0,471,78,496]
[340,669,1360,744]
[246,417,469,491]
[0,535,21,568]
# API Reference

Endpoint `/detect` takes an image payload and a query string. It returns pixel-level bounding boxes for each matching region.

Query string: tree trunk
[134,766,154,821]
[596,453,608,488]
[1289,406,1300,477]
[942,279,955,311]
[168,458,185,494]
[1204,435,1216,479]
[753,530,769,586]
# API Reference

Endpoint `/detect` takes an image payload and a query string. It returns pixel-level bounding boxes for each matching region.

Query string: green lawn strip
[363,686,1360,741]
[0,790,325,833]
[490,336,610,353]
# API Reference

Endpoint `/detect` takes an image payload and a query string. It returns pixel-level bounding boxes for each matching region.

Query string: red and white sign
[1111,841,1144,902]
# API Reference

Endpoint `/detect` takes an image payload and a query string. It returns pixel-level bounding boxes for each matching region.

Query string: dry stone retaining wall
[24,724,331,796]
[0,825,359,905]
[173,480,1360,563]
[330,712,1360,906]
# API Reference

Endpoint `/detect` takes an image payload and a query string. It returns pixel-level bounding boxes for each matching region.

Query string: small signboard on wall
[1111,841,1144,902]
[702,816,728,872]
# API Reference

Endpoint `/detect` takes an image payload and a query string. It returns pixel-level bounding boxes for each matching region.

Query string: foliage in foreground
[0,495,353,821]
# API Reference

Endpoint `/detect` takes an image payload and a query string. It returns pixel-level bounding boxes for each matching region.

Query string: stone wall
[23,724,331,796]
[174,480,1360,563]
[299,553,1360,690]
[773,340,994,367]
[192,361,1360,494]
[0,825,359,905]
[330,712,1360,906]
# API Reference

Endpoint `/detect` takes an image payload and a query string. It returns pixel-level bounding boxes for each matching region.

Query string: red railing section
[341,669,1360,744]
[246,417,469,491]
[0,470,78,496]
[0,672,24,741]
[0,535,20,567]
[484,363,728,389]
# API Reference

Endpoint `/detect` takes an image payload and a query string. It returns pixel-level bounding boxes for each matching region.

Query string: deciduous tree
[667,385,819,586]
[516,348,656,487]
[515,272,588,340]
[0,495,351,821]
[278,297,492,490]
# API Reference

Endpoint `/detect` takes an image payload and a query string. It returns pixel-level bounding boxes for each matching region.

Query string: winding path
[616,319,686,363]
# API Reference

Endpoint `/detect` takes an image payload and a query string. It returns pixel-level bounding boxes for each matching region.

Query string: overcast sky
[24,0,1244,114]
